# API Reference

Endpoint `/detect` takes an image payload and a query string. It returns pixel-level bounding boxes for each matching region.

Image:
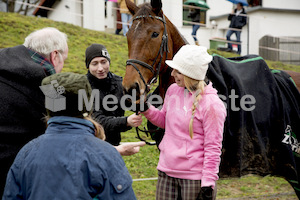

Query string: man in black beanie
[85,43,143,146]
[85,44,111,69]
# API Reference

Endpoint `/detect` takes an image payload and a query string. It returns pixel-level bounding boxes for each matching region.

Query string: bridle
[126,14,169,95]
[126,14,169,145]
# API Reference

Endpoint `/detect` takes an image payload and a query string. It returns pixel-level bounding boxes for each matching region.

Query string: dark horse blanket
[207,54,300,197]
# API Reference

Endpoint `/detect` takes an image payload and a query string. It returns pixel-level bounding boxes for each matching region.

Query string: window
[182,0,207,26]
[248,0,262,7]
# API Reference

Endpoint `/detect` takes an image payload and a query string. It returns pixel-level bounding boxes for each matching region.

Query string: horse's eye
[152,32,159,38]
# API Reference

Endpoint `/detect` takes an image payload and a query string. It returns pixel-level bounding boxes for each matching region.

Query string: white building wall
[263,0,300,10]
[83,0,105,31]
[106,1,116,29]
[162,0,183,28]
[177,26,214,49]
[48,0,82,27]
[206,0,234,20]
[248,10,300,55]
[0,2,6,12]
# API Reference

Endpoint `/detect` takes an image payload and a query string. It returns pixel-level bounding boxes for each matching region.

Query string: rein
[126,14,169,145]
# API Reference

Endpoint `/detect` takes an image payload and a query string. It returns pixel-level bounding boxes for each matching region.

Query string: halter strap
[132,15,166,23]
[127,59,155,75]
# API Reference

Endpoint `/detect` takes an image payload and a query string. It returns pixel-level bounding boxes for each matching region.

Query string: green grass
[0,12,129,75]
[1,11,299,199]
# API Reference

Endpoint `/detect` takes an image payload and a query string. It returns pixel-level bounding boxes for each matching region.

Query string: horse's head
[122,0,172,103]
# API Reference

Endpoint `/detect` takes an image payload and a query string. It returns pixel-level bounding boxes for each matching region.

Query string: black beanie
[85,44,111,68]
[41,72,92,118]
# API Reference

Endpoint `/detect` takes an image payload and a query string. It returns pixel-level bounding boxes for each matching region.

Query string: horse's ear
[151,0,162,15]
[125,0,139,15]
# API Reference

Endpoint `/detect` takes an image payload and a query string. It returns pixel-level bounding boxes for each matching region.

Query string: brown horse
[122,0,300,197]
[122,0,186,101]
[122,0,300,99]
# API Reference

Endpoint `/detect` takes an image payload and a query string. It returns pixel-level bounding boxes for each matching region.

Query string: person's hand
[128,102,149,112]
[125,98,150,112]
[196,186,213,200]
[127,113,143,127]
[115,141,146,156]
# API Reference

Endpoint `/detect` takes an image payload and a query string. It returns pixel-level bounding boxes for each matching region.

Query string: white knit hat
[165,45,213,80]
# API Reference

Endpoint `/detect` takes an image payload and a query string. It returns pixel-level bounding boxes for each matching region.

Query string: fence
[3,0,300,65]
[259,35,300,65]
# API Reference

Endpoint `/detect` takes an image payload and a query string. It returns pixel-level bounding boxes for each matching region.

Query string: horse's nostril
[123,82,141,100]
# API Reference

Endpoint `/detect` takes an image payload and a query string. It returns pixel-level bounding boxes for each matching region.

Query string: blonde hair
[184,76,206,139]
[44,115,106,140]
[85,115,106,140]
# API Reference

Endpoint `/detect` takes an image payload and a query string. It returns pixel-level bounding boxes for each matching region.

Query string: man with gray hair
[0,27,145,196]
[0,27,69,196]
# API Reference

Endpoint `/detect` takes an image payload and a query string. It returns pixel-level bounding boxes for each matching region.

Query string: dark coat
[2,116,136,199]
[0,45,47,195]
[87,71,131,146]
[228,8,247,29]
[188,9,200,23]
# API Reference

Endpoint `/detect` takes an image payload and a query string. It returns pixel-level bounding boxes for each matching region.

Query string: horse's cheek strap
[126,61,150,93]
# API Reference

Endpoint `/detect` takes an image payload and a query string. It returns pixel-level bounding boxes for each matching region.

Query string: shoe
[195,41,200,46]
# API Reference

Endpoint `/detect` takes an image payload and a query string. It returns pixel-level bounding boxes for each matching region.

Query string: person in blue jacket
[2,72,137,200]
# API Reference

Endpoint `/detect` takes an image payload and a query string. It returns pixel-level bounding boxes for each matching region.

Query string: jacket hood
[204,82,218,95]
[0,45,47,108]
[0,45,46,81]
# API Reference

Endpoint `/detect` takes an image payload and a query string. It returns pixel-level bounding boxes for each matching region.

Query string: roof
[33,0,58,17]
[210,6,300,21]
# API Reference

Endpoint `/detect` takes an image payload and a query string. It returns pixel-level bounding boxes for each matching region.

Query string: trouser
[226,29,241,54]
[156,171,217,200]
[191,24,200,42]
[121,13,132,36]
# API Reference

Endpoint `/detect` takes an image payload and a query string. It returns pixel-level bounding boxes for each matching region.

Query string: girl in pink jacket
[142,45,227,200]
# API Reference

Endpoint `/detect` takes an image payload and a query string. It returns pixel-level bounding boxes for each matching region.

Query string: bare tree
[2,0,40,15]
[17,0,40,15]
[1,0,15,12]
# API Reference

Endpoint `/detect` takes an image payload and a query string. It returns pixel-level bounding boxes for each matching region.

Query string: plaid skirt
[156,171,217,200]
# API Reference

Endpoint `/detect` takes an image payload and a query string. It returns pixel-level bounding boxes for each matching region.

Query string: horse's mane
[135,3,152,16]
[134,3,162,24]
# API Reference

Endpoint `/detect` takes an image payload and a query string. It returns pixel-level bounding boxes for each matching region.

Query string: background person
[85,43,142,146]
[141,45,227,200]
[187,4,201,45]
[115,3,123,35]
[226,3,247,55]
[2,72,137,200]
[118,0,134,36]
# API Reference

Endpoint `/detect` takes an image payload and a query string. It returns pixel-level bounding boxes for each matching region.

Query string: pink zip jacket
[143,82,226,188]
